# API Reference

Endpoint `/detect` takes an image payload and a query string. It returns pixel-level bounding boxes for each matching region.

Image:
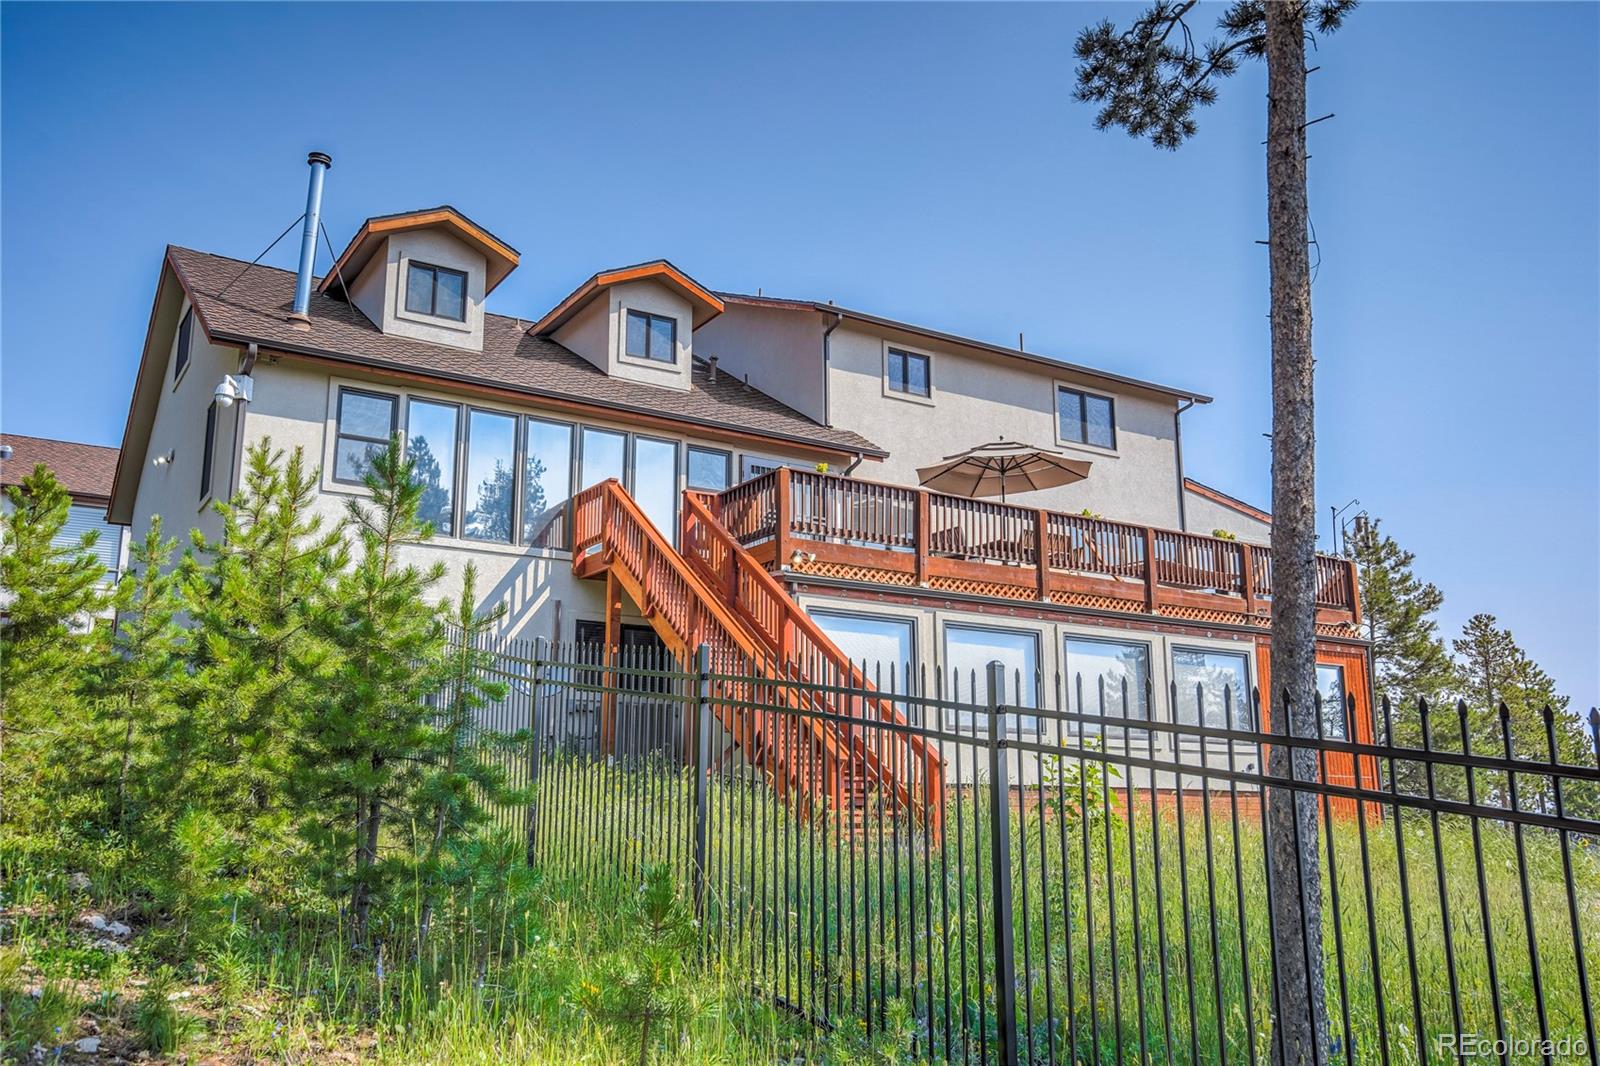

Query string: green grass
[525,748,1600,1065]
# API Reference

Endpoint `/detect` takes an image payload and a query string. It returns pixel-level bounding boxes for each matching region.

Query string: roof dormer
[321,206,518,353]
[531,260,723,392]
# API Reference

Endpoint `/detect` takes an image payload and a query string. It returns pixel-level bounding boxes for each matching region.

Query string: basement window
[405,261,468,322]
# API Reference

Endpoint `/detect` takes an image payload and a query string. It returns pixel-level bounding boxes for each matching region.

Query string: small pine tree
[181,440,344,838]
[1353,520,1453,707]
[415,561,517,950]
[581,863,698,1066]
[0,464,107,831]
[96,519,186,839]
[296,437,445,945]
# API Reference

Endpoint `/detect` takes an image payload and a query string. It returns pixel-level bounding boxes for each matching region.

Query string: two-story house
[107,156,1371,796]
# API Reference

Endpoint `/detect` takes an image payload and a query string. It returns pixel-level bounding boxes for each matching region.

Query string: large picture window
[334,388,397,484]
[1171,646,1253,732]
[1065,636,1151,735]
[406,398,459,536]
[580,427,627,490]
[523,417,573,548]
[942,624,1039,730]
[462,408,517,542]
[1057,386,1116,449]
[405,261,467,321]
[812,610,918,722]
[632,437,680,543]
[625,310,677,363]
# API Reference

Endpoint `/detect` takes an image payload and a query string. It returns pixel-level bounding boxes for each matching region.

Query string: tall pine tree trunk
[1264,2,1330,1063]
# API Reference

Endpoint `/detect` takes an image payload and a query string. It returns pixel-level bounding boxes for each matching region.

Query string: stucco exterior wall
[1183,487,1271,546]
[233,358,823,641]
[348,230,489,352]
[691,303,827,424]
[127,296,238,551]
[825,323,1184,527]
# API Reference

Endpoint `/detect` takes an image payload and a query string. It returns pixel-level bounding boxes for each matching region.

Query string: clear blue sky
[3,3,1596,701]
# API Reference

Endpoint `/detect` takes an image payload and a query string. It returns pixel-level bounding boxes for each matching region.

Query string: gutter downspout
[843,452,864,477]
[822,308,844,428]
[1173,399,1195,531]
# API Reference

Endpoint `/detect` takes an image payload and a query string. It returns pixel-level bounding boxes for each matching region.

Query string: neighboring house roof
[1,434,120,502]
[319,205,521,296]
[717,292,1213,405]
[1184,478,1272,525]
[165,246,883,456]
[532,260,725,335]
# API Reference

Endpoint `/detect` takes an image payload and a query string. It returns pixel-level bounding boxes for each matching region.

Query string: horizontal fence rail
[720,469,1361,622]
[464,632,1600,1065]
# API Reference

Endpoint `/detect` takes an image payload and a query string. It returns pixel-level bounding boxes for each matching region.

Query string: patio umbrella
[916,439,1091,502]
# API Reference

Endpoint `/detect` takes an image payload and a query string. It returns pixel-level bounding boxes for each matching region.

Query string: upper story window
[175,308,194,382]
[1057,385,1116,450]
[1316,663,1348,739]
[405,262,468,322]
[886,348,931,398]
[687,446,731,492]
[625,310,677,363]
[334,388,398,484]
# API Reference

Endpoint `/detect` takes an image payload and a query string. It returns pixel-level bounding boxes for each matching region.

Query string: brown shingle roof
[168,247,883,457]
[1,434,120,500]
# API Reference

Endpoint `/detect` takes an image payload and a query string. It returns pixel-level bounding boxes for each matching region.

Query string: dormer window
[625,310,677,363]
[405,261,467,322]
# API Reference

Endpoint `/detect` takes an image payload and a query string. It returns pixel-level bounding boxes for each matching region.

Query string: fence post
[691,644,713,924]
[986,660,1021,1066]
[524,636,547,868]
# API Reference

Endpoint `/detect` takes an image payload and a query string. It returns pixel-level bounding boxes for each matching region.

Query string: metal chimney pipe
[288,151,332,329]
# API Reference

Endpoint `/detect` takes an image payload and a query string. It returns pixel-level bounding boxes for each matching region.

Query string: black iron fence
[468,636,1600,1066]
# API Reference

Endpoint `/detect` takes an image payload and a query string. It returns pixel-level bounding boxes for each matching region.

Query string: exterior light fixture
[214,374,254,408]
[152,450,175,468]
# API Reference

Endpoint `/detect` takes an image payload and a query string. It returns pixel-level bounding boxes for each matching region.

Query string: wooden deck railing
[720,469,1361,627]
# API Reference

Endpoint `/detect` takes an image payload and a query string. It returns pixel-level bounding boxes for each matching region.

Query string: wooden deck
[708,469,1361,633]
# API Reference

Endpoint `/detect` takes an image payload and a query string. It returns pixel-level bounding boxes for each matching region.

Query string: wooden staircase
[571,479,945,829]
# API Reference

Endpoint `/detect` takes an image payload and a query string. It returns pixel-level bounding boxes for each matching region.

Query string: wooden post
[1241,542,1257,616]
[1142,526,1159,614]
[1346,558,1362,627]
[600,570,621,755]
[774,467,792,570]
[914,490,931,586]
[1033,509,1050,602]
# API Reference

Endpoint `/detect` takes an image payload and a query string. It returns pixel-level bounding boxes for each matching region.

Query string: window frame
[404,396,463,538]
[884,345,934,402]
[332,387,399,486]
[1316,662,1349,740]
[522,415,576,550]
[404,261,469,322]
[624,309,678,364]
[199,401,217,504]
[174,308,194,385]
[1169,643,1256,735]
[810,607,920,722]
[460,406,521,545]
[1063,633,1154,736]
[686,445,733,492]
[629,434,683,543]
[941,621,1042,732]
[1055,384,1118,451]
